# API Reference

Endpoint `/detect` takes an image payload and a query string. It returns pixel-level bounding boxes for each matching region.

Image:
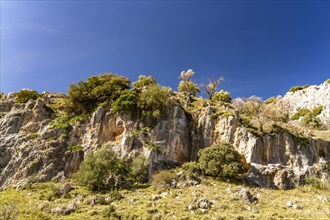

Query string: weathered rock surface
[283,81,330,128]
[0,83,329,189]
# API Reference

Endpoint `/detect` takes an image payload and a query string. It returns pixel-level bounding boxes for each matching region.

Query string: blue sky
[1,1,329,99]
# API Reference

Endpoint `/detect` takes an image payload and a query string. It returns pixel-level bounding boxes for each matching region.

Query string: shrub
[198,144,246,180]
[49,115,73,132]
[16,89,39,103]
[66,73,130,115]
[292,106,323,128]
[312,106,323,115]
[326,79,330,84]
[301,112,321,128]
[151,170,175,189]
[129,155,148,184]
[181,161,201,179]
[45,184,61,201]
[212,90,232,103]
[292,108,311,120]
[67,145,83,151]
[138,84,172,118]
[73,147,127,191]
[264,97,276,104]
[305,176,325,189]
[132,75,157,90]
[0,92,3,100]
[289,85,309,93]
[178,70,200,99]
[112,89,139,113]
[292,134,309,146]
[178,81,200,98]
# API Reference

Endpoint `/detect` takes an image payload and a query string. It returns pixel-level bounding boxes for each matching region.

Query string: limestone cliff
[0,81,329,189]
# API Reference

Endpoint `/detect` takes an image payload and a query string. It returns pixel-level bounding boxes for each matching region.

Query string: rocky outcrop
[283,81,330,127]
[0,85,329,189]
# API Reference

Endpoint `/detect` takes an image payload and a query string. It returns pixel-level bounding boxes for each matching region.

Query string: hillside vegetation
[0,71,329,219]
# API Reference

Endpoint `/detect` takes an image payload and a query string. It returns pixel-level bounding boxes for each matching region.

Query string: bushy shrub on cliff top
[132,75,157,90]
[16,89,39,103]
[112,89,139,113]
[198,144,246,180]
[66,73,130,115]
[212,90,232,103]
[289,85,309,93]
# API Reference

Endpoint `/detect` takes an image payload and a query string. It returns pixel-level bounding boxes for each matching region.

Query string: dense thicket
[16,89,39,103]
[198,144,246,180]
[66,73,130,115]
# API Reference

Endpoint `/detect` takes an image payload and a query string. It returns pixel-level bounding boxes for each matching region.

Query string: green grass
[1,178,329,219]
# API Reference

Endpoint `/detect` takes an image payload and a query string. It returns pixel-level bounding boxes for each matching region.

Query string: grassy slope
[1,179,329,220]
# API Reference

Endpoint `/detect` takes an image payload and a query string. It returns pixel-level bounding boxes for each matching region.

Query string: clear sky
[1,1,329,99]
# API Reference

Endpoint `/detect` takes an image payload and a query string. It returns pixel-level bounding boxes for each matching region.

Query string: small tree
[112,89,139,114]
[201,77,224,100]
[138,84,172,118]
[132,75,157,90]
[198,144,245,180]
[73,147,127,191]
[178,69,200,100]
[212,90,232,103]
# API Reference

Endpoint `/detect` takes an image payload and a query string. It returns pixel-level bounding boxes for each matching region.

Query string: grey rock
[151,195,161,201]
[239,188,258,204]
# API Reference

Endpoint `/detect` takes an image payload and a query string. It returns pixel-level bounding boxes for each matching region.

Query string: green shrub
[211,111,234,119]
[178,81,200,98]
[49,116,73,132]
[132,75,157,90]
[301,113,321,128]
[181,162,201,179]
[289,85,309,93]
[45,184,61,201]
[73,147,127,191]
[16,89,39,103]
[148,142,161,153]
[312,106,323,115]
[292,108,311,120]
[67,145,83,151]
[66,73,130,115]
[212,90,232,103]
[264,97,276,104]
[305,176,324,189]
[129,155,148,184]
[326,79,330,84]
[292,134,309,146]
[138,84,172,118]
[198,144,245,180]
[131,127,151,136]
[151,170,175,189]
[292,106,323,128]
[112,89,139,113]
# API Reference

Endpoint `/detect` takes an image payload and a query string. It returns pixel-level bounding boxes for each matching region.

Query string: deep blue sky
[1,1,329,99]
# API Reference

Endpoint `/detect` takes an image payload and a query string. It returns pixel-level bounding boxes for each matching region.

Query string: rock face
[283,81,330,128]
[0,82,329,189]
